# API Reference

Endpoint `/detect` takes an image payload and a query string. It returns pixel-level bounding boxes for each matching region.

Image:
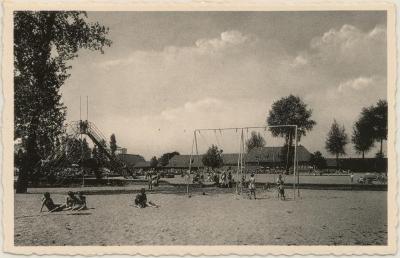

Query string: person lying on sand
[40,192,65,212]
[134,188,159,208]
[72,192,87,211]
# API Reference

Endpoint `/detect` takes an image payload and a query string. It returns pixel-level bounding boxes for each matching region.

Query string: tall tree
[246,131,266,153]
[371,100,387,156]
[325,120,348,168]
[110,134,117,157]
[309,151,327,169]
[150,156,158,168]
[352,118,375,159]
[267,95,316,172]
[14,11,111,193]
[356,100,387,157]
[158,151,180,167]
[202,145,224,170]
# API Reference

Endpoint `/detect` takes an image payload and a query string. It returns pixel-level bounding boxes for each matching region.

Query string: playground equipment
[36,97,132,181]
[187,125,300,199]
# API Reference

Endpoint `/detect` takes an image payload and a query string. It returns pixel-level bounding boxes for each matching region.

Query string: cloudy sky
[61,11,387,159]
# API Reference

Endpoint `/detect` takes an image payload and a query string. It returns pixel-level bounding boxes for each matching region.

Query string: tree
[325,120,348,168]
[14,11,111,193]
[309,151,327,169]
[110,134,117,157]
[246,131,266,153]
[150,156,158,168]
[352,118,375,159]
[202,145,224,170]
[370,100,387,156]
[267,95,316,172]
[93,139,109,168]
[158,151,180,167]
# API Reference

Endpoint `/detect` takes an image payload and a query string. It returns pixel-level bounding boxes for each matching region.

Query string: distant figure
[134,188,158,208]
[40,192,64,212]
[227,171,233,188]
[148,172,153,190]
[350,173,354,184]
[276,174,285,200]
[240,175,246,194]
[73,192,87,211]
[276,174,284,186]
[248,173,256,199]
[65,191,79,210]
[278,184,285,200]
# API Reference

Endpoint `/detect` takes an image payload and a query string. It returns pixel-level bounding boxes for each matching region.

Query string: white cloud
[338,76,373,92]
[307,24,386,78]
[291,54,308,67]
[99,30,253,69]
[195,30,250,50]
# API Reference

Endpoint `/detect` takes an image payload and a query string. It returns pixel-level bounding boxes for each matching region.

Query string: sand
[14,189,387,246]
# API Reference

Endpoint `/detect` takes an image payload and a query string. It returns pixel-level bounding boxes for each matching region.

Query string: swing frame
[187,125,299,199]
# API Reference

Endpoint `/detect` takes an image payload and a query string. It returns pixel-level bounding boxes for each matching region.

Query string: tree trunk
[336,154,339,169]
[15,166,29,193]
[362,151,365,159]
[16,125,40,193]
[380,139,383,156]
[285,134,293,174]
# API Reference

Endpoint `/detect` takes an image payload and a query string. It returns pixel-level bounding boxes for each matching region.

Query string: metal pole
[86,96,89,121]
[187,131,195,196]
[293,126,298,198]
[295,125,299,197]
[236,130,241,194]
[79,96,82,121]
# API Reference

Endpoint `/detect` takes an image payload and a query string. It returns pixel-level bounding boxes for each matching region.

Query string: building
[117,153,146,168]
[165,146,312,169]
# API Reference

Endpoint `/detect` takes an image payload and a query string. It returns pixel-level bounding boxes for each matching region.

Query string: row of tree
[326,100,387,166]
[199,96,387,171]
[148,151,181,169]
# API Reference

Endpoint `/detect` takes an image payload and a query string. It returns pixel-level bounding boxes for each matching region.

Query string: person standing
[248,173,256,199]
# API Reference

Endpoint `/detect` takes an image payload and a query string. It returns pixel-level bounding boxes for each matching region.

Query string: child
[40,192,64,212]
[72,192,87,211]
[248,173,256,200]
[278,184,285,200]
[134,188,158,208]
[65,191,79,210]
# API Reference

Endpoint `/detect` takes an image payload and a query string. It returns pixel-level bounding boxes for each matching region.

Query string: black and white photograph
[2,1,396,255]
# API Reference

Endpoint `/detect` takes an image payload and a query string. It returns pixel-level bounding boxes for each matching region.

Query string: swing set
[187,125,300,199]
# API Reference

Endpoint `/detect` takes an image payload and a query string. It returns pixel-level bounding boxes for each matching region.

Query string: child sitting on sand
[65,191,79,210]
[134,188,158,208]
[72,192,87,211]
[40,192,65,212]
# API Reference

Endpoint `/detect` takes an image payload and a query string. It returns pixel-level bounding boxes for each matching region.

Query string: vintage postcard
[2,0,397,255]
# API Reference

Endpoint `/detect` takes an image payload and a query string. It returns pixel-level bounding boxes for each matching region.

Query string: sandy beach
[14,189,387,246]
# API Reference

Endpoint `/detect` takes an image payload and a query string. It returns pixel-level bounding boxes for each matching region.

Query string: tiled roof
[133,161,151,168]
[117,154,145,166]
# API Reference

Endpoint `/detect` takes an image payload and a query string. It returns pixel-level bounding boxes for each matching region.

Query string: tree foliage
[267,95,316,172]
[246,131,266,153]
[158,151,180,167]
[352,116,375,159]
[325,120,348,167]
[14,11,111,192]
[110,134,117,156]
[202,145,224,169]
[309,151,327,169]
[150,156,158,168]
[357,100,387,157]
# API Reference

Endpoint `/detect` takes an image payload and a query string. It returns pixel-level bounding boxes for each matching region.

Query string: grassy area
[15,189,387,246]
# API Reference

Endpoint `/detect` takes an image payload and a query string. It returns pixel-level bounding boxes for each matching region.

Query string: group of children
[239,173,286,200]
[40,191,87,213]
